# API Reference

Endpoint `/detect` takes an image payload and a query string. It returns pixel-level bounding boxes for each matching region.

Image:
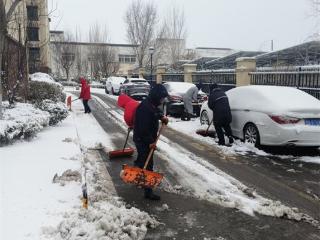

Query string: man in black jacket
[208,84,234,146]
[133,84,169,200]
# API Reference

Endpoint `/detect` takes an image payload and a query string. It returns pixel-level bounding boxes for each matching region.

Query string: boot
[144,188,160,200]
[229,137,234,144]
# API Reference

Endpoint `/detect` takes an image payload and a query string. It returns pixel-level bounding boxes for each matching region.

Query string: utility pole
[271,40,274,51]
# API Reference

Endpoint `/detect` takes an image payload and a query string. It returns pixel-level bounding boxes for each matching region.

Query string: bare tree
[88,23,118,79]
[162,6,187,68]
[125,0,158,68]
[54,32,76,81]
[0,0,24,117]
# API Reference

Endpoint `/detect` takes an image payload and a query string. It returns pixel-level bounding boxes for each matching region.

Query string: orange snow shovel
[120,124,165,188]
[196,119,216,138]
[109,128,135,159]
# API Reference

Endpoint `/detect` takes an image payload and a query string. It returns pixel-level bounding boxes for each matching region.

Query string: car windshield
[131,80,147,83]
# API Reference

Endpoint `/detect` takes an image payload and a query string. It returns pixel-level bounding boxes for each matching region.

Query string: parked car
[162,82,207,117]
[200,85,320,147]
[105,76,126,95]
[119,78,150,100]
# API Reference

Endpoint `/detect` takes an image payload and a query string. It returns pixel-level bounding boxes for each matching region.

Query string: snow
[30,72,62,87]
[0,97,158,240]
[227,86,320,116]
[91,95,319,225]
[0,102,50,141]
[164,82,195,95]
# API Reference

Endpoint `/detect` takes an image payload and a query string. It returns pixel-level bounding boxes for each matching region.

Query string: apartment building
[4,0,51,73]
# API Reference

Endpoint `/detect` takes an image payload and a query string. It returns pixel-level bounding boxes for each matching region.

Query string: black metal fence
[250,68,320,99]
[162,73,184,82]
[192,70,236,93]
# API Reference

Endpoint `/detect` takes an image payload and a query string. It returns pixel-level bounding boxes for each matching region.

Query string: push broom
[109,128,135,159]
[120,123,165,188]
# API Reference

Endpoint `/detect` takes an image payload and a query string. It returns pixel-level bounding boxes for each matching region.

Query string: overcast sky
[48,0,318,51]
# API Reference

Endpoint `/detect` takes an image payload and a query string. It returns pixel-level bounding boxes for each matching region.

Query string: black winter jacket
[133,98,163,145]
[208,88,232,124]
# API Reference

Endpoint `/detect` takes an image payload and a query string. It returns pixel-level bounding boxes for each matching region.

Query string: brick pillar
[236,57,256,87]
[139,67,145,79]
[183,64,197,83]
[156,66,166,84]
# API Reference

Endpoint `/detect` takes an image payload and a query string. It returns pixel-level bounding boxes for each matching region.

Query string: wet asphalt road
[75,92,320,239]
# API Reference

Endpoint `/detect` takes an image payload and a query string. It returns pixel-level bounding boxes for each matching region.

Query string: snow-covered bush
[0,102,50,145]
[35,100,69,125]
[28,81,66,103]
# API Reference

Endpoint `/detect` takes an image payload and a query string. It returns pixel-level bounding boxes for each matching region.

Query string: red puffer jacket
[80,78,91,100]
[118,94,140,128]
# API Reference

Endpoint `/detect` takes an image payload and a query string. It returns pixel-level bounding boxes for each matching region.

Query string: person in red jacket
[117,94,140,128]
[79,77,91,113]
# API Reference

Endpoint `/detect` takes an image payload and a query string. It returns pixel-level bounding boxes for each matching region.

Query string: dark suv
[119,78,151,100]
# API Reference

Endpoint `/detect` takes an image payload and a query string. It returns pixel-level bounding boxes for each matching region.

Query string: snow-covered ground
[0,98,158,240]
[92,96,319,226]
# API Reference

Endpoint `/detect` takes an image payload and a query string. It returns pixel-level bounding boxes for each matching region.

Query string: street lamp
[149,46,155,82]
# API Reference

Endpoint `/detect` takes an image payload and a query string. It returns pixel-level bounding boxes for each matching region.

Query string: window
[27,6,38,21]
[29,48,40,73]
[27,27,39,41]
[119,54,136,63]
[29,48,40,61]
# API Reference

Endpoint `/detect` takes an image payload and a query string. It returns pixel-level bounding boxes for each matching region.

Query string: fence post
[139,67,145,79]
[236,57,256,87]
[156,66,166,84]
[183,64,197,83]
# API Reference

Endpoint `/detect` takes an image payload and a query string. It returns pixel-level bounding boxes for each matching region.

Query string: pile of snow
[0,102,50,144]
[30,72,62,87]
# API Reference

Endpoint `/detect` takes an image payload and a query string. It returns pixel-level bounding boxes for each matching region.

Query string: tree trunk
[0,0,6,119]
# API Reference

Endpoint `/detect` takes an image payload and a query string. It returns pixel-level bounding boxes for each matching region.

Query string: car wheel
[244,123,260,147]
[200,110,210,125]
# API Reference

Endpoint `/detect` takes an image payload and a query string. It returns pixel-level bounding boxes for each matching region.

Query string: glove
[161,116,169,125]
[149,142,157,150]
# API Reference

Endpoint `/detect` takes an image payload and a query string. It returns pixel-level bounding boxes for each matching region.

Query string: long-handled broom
[120,124,165,188]
[109,128,135,159]
[196,119,216,137]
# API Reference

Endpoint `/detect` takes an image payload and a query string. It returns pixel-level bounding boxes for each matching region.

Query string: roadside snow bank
[0,102,49,143]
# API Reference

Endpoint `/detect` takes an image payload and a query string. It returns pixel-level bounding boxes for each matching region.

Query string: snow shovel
[109,128,135,159]
[120,124,165,188]
[196,119,216,138]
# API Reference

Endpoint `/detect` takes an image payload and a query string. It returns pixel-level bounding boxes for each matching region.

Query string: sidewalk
[0,98,157,240]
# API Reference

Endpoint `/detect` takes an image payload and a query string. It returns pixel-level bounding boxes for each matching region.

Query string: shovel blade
[109,148,135,159]
[120,164,163,188]
[196,129,216,138]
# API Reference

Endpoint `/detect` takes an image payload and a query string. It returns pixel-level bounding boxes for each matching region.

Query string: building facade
[50,31,138,80]
[5,0,51,73]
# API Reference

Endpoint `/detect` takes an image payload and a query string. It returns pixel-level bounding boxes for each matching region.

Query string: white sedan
[105,76,126,95]
[200,85,320,147]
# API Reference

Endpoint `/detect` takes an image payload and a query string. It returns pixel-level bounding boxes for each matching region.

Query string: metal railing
[250,67,320,99]
[162,73,184,82]
[192,70,236,93]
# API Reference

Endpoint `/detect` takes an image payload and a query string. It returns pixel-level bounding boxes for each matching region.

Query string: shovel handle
[122,128,132,151]
[143,123,165,170]
[205,118,214,133]
[72,98,80,102]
